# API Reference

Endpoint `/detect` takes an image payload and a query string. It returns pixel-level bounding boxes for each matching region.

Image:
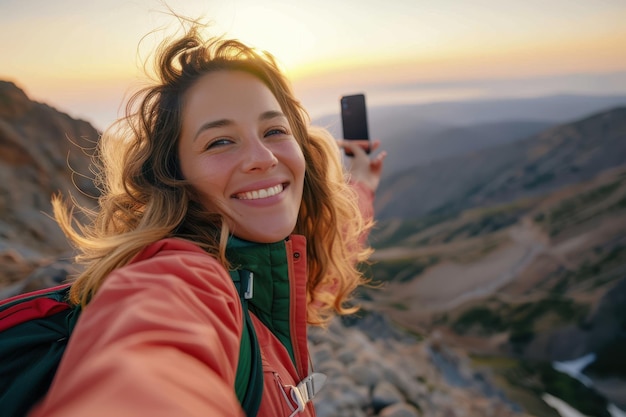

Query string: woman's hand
[338,139,387,193]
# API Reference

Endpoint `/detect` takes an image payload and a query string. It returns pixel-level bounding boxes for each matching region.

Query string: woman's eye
[265,128,287,137]
[205,138,232,150]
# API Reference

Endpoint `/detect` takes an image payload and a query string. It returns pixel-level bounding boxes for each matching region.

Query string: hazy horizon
[5,70,626,132]
[1,0,625,130]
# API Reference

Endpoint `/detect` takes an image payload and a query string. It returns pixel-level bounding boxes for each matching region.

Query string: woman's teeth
[235,184,284,200]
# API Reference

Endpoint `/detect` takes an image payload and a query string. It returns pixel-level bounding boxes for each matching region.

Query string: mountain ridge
[375,106,626,221]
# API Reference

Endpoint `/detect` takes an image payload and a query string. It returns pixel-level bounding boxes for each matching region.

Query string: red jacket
[29,182,374,417]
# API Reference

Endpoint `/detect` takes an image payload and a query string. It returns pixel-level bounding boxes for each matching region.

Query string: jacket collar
[225,235,294,360]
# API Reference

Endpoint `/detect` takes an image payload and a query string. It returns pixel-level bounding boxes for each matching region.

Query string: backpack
[0,269,263,417]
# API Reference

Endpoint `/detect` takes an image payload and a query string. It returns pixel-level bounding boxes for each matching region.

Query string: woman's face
[178,70,306,243]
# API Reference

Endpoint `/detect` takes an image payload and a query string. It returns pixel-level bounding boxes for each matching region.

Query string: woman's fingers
[337,139,386,192]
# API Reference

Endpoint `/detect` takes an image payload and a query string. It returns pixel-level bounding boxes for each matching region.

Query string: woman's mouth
[233,184,285,200]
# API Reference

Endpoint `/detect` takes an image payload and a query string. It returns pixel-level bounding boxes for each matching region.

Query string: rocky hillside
[0,81,99,292]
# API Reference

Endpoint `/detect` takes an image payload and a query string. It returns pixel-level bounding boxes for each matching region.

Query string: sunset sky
[1,0,625,130]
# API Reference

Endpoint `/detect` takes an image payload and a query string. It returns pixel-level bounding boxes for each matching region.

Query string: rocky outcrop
[310,317,531,417]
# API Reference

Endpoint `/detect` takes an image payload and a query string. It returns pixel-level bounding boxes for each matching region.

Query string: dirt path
[366,216,570,337]
[377,219,547,314]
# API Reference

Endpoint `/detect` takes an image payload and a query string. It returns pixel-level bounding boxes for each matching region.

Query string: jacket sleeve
[28,245,246,417]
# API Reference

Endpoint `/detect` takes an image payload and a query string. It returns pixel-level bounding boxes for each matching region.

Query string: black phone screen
[341,94,370,155]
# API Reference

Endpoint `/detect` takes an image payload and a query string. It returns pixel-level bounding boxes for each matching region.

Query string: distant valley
[359,103,626,416]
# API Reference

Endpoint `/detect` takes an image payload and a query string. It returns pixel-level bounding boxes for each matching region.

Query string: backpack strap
[0,284,72,330]
[229,269,264,417]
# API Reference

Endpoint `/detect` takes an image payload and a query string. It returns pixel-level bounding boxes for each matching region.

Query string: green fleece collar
[226,236,294,363]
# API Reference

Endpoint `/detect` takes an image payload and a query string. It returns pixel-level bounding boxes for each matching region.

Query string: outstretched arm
[339,139,387,221]
[29,242,246,417]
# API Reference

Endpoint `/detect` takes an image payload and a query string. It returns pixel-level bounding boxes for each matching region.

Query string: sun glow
[210,5,318,72]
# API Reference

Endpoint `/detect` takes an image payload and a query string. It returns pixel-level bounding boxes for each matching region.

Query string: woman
[30,23,385,417]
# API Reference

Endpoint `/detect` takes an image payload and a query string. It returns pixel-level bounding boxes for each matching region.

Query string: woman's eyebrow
[193,119,233,142]
[259,110,286,121]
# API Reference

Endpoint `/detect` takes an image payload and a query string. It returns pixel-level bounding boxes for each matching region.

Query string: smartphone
[340,93,370,156]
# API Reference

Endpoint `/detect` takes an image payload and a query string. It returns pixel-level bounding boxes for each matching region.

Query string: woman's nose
[241,135,278,172]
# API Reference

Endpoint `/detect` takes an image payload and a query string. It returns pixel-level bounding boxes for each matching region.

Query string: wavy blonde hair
[53,23,372,326]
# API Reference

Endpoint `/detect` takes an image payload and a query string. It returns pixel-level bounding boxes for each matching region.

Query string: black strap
[231,269,263,417]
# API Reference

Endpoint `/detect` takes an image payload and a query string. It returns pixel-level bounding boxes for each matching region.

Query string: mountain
[365,107,626,415]
[383,120,554,175]
[367,166,626,415]
[375,106,626,221]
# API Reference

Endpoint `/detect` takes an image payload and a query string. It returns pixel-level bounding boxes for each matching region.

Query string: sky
[1,0,626,130]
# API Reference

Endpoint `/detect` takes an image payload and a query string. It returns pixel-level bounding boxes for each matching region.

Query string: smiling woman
[12,17,385,417]
[178,71,306,243]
